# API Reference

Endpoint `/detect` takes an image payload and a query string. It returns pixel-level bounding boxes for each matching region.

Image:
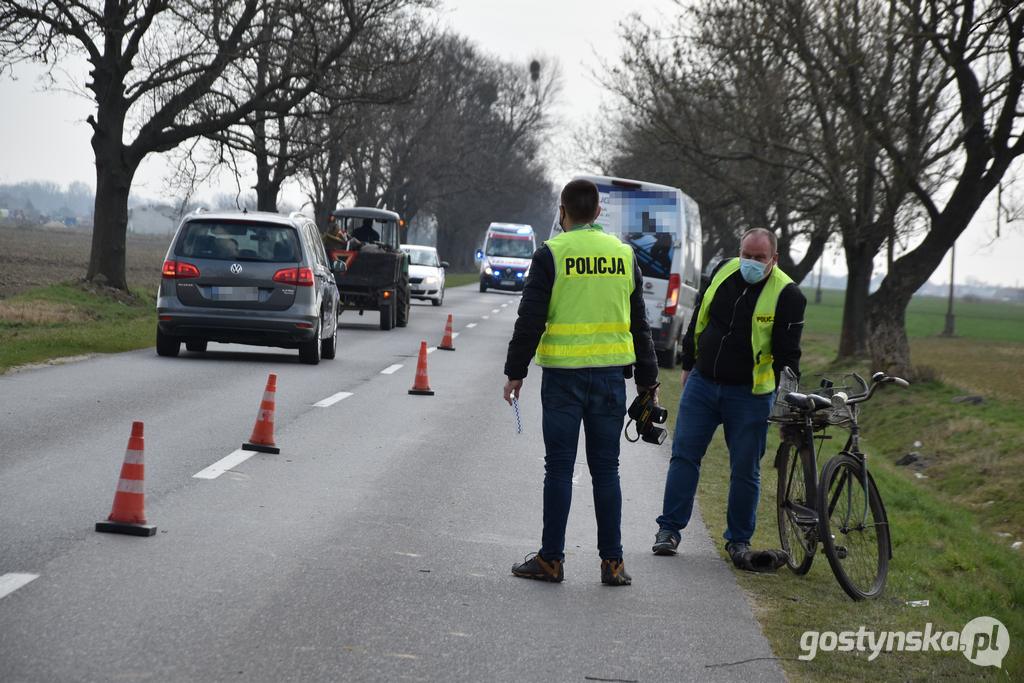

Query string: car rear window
[175,220,301,262]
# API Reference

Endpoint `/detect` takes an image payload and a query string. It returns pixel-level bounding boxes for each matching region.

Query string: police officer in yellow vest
[504,178,659,586]
[652,228,806,567]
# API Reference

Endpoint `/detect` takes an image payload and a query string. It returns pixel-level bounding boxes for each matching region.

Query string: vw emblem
[230,263,243,274]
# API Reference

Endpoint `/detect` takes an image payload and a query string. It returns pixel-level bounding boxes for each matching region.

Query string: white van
[549,175,702,369]
[476,222,536,292]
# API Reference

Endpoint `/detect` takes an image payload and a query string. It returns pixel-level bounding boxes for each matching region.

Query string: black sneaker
[652,528,679,555]
[512,552,564,582]
[726,541,752,568]
[601,558,632,586]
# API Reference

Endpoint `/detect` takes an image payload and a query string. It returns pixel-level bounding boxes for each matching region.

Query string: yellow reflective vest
[535,225,637,368]
[694,258,794,394]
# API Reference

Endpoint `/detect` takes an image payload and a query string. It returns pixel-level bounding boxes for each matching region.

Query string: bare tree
[0,0,425,290]
[300,32,560,262]
[858,0,1024,376]
[601,10,832,284]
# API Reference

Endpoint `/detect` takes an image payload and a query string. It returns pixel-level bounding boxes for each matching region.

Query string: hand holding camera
[625,382,668,445]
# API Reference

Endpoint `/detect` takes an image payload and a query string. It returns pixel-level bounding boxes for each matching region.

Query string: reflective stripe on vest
[694,258,793,394]
[536,226,636,368]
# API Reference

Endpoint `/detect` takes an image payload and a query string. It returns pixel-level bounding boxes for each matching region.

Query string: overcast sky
[1,0,1021,288]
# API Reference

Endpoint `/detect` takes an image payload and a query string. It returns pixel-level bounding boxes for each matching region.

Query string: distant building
[129,204,179,236]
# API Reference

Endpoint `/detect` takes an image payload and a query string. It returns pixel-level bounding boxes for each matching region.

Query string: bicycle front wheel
[776,438,816,574]
[817,453,890,600]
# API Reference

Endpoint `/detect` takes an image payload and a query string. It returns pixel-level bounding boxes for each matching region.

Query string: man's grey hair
[740,228,777,256]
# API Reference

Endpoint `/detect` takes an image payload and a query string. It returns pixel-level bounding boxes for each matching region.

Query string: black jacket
[681,258,806,384]
[504,242,659,386]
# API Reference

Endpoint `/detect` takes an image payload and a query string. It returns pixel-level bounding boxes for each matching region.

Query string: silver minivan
[156,210,344,364]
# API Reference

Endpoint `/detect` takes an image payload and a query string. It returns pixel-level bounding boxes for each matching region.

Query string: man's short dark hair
[741,228,778,255]
[561,179,600,224]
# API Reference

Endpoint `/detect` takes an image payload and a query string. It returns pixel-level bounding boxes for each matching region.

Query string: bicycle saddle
[782,392,832,410]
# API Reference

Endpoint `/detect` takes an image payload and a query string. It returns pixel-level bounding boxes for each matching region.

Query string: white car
[401,245,448,306]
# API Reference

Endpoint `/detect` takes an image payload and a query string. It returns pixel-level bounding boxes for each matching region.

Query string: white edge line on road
[314,391,353,407]
[381,364,403,374]
[194,449,256,479]
[0,573,39,599]
[466,323,476,328]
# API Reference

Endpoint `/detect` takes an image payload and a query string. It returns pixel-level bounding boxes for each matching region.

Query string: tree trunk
[87,79,137,291]
[837,242,874,358]
[865,287,914,379]
[88,154,134,290]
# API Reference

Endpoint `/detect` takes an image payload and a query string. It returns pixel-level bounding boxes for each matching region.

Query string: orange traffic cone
[409,341,435,395]
[243,373,281,454]
[438,314,456,351]
[96,421,157,536]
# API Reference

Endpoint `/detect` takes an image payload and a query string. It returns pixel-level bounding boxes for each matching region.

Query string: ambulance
[476,222,536,292]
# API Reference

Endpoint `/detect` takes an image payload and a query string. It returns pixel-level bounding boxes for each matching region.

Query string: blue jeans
[656,369,774,546]
[540,367,627,561]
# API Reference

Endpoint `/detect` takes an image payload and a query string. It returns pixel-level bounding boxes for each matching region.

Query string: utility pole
[815,254,824,305]
[941,242,956,337]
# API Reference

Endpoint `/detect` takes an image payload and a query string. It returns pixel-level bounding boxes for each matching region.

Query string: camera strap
[624,419,640,443]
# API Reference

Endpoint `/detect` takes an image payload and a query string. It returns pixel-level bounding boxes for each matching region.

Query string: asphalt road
[0,284,785,683]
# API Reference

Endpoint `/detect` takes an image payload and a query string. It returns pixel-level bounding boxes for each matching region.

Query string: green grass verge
[654,293,1024,681]
[445,272,481,288]
[0,282,158,373]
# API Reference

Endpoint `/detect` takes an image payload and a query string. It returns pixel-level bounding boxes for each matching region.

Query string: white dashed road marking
[466,323,476,328]
[0,573,38,599]
[194,449,257,479]
[381,365,403,374]
[314,391,353,407]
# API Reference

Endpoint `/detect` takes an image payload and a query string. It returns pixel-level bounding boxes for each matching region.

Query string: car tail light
[273,267,314,286]
[162,260,200,279]
[665,274,680,315]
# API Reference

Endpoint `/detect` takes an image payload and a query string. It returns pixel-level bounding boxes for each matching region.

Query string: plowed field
[0,223,171,299]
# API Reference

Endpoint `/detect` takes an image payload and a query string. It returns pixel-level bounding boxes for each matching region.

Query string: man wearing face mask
[651,228,806,568]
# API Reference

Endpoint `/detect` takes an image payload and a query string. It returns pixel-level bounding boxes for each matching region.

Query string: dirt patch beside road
[0,223,172,299]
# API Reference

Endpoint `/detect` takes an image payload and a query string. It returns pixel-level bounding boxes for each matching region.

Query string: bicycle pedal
[835,545,848,559]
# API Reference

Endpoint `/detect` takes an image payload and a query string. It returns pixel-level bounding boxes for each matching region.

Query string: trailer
[324,207,411,330]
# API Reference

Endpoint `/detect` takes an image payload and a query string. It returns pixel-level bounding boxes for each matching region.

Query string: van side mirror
[332,259,347,276]
[441,261,450,269]
[475,250,483,260]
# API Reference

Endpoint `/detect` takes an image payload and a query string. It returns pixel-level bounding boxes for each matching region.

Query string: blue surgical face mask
[740,258,768,283]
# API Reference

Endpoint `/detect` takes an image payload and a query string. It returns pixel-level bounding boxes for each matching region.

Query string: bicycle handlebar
[845,372,909,405]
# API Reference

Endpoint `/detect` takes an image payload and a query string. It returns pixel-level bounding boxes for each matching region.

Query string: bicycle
[769,368,909,600]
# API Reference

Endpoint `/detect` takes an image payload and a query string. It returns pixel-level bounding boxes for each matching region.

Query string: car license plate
[501,279,516,286]
[213,286,259,302]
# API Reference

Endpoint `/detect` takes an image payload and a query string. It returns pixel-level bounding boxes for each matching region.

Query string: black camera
[626,383,668,445]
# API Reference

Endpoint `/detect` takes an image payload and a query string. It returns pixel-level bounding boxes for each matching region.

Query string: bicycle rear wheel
[776,438,816,574]
[817,453,890,600]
